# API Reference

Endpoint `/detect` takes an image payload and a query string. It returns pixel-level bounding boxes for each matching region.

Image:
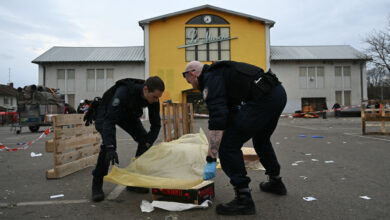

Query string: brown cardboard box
[152,180,214,204]
[242,147,259,161]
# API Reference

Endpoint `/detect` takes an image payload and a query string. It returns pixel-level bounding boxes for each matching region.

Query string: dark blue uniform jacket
[102,84,161,146]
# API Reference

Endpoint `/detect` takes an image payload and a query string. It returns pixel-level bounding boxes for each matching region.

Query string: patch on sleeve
[203,87,208,100]
[112,98,120,107]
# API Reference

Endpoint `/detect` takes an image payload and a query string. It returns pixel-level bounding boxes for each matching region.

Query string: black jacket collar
[198,64,210,91]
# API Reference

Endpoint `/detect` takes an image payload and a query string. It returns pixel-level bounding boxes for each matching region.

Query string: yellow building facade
[139,5,274,103]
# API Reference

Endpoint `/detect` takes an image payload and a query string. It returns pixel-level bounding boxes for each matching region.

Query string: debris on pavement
[50,194,64,199]
[30,152,42,157]
[303,197,317,201]
[140,200,212,212]
[291,160,304,166]
[359,196,371,200]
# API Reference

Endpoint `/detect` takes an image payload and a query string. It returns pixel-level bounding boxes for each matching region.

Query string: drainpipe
[360,62,363,100]
[43,64,46,86]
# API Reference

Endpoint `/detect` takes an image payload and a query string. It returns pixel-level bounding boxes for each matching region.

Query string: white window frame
[299,66,325,89]
[334,66,352,105]
[86,68,114,92]
[4,96,9,105]
[57,69,75,93]
[185,27,231,62]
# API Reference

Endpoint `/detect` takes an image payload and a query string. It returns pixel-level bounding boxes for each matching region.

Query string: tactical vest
[208,61,265,105]
[101,78,145,106]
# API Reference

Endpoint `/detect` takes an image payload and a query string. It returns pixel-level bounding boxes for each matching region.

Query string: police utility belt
[250,71,280,100]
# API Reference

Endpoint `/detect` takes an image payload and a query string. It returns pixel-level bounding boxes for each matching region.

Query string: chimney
[7,82,13,88]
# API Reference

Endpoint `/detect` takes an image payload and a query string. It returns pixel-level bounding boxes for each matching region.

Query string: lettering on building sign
[178,29,238,48]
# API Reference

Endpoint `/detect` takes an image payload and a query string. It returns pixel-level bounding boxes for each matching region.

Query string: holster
[250,70,280,100]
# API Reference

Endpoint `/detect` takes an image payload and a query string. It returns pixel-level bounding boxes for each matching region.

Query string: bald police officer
[183,61,287,215]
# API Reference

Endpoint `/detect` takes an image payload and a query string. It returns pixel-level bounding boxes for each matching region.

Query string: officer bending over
[183,61,287,215]
[89,76,165,202]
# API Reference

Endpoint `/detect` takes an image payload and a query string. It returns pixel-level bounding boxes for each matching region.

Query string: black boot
[126,186,150,194]
[92,177,105,202]
[260,176,287,195]
[216,188,256,215]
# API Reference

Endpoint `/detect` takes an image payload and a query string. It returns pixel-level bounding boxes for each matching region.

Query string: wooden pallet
[162,103,194,142]
[361,100,390,135]
[45,114,100,178]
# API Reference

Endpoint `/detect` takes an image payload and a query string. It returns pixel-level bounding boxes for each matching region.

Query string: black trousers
[92,105,148,178]
[219,84,287,189]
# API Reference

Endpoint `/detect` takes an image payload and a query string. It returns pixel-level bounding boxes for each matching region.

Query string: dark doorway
[183,90,208,114]
[301,97,326,113]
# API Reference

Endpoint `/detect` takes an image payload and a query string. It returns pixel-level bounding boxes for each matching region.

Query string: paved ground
[0,117,389,219]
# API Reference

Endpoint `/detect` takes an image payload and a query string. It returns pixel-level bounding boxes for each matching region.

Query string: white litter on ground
[292,160,304,166]
[30,152,42,157]
[276,142,280,145]
[303,197,317,201]
[299,176,308,180]
[140,200,212,212]
[305,153,312,156]
[50,194,64,199]
[311,159,319,162]
[324,160,335,163]
[360,196,371,200]
[343,141,347,144]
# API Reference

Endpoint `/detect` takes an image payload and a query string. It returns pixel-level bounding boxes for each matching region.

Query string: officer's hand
[203,162,217,180]
[135,143,152,157]
[105,145,119,165]
[145,142,151,149]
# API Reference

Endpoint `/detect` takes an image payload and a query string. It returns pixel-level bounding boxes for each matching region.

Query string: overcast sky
[0,0,389,88]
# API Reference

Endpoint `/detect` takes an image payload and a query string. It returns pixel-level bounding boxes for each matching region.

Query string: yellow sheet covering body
[104,129,208,189]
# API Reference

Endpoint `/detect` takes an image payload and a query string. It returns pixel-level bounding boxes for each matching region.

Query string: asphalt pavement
[0,117,389,219]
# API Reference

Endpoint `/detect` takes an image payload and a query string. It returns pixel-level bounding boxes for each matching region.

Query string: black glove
[104,145,119,165]
[83,110,93,126]
[83,97,102,126]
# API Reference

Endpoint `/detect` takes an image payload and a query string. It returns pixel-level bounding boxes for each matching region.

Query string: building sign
[178,29,238,48]
[182,27,236,61]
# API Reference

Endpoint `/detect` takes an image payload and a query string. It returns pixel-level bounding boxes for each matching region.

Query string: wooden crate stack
[45,114,100,178]
[361,100,390,135]
[162,103,194,142]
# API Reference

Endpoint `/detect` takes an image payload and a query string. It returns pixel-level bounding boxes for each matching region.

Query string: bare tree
[364,15,390,73]
[364,15,390,94]
[367,66,387,87]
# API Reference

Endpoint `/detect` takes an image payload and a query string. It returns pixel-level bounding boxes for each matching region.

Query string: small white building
[0,83,17,111]
[32,46,145,107]
[271,45,368,113]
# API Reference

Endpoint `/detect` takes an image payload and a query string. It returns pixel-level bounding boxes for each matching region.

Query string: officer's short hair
[145,76,165,92]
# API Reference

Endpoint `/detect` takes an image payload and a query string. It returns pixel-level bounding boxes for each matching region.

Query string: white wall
[35,59,367,113]
[271,60,367,113]
[0,95,17,111]
[38,62,145,107]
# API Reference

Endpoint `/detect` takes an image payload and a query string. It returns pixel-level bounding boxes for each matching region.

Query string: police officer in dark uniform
[87,76,165,202]
[183,61,287,215]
